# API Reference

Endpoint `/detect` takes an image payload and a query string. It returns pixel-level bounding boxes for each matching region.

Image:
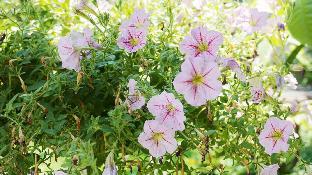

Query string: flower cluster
[57,28,100,71]
[175,27,224,106]
[117,9,150,53]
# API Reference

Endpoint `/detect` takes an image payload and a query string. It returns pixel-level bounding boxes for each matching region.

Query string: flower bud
[102,151,117,175]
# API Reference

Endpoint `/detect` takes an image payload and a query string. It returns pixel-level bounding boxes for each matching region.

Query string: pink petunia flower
[58,29,100,71]
[126,79,145,111]
[83,28,101,49]
[117,29,147,53]
[241,8,270,34]
[180,27,223,61]
[147,91,185,131]
[173,57,222,106]
[119,9,150,34]
[138,120,178,158]
[249,78,265,104]
[58,35,83,72]
[222,58,246,82]
[260,164,279,175]
[259,117,294,155]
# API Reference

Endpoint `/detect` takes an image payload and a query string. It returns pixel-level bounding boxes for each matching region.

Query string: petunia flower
[126,79,145,111]
[259,117,294,155]
[138,120,178,158]
[147,91,185,131]
[173,57,222,106]
[102,151,117,175]
[117,29,147,53]
[83,28,101,49]
[119,9,150,34]
[180,27,223,61]
[58,35,84,72]
[249,78,265,104]
[222,58,246,82]
[58,29,100,71]
[240,8,270,34]
[260,164,279,175]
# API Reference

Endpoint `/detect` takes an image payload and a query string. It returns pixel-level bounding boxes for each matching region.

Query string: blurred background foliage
[0,0,311,174]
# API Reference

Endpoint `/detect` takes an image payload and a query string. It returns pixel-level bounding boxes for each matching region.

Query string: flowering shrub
[1,0,312,174]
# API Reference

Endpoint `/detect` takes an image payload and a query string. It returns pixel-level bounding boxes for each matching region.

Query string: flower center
[192,74,204,85]
[130,38,139,46]
[152,132,164,142]
[197,43,208,52]
[250,19,258,27]
[166,103,176,112]
[272,130,283,141]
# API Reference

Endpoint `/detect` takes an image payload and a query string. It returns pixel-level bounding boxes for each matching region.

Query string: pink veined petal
[128,79,137,95]
[149,142,166,158]
[143,120,159,134]
[70,30,88,48]
[58,36,74,56]
[179,35,198,56]
[201,61,221,80]
[260,164,279,175]
[161,135,178,154]
[61,50,81,72]
[183,85,208,106]
[201,79,223,100]
[280,120,294,136]
[190,27,209,44]
[138,132,154,149]
[173,72,194,94]
[205,30,224,55]
[181,57,199,75]
[128,96,145,111]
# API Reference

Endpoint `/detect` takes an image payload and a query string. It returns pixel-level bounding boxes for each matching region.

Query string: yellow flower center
[130,38,139,46]
[192,74,204,85]
[197,43,208,52]
[152,132,164,142]
[166,103,176,112]
[272,130,283,141]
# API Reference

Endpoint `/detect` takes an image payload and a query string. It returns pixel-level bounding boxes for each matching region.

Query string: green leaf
[287,0,312,45]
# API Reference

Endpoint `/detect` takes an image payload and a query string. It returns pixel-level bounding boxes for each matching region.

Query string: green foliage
[287,0,312,45]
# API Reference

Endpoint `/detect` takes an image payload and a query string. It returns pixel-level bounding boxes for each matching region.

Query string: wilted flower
[147,91,185,131]
[102,151,117,175]
[180,27,223,61]
[119,9,150,34]
[249,78,265,104]
[117,29,147,53]
[173,57,222,106]
[259,117,294,155]
[222,58,246,82]
[138,120,178,158]
[260,164,279,175]
[126,79,145,111]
